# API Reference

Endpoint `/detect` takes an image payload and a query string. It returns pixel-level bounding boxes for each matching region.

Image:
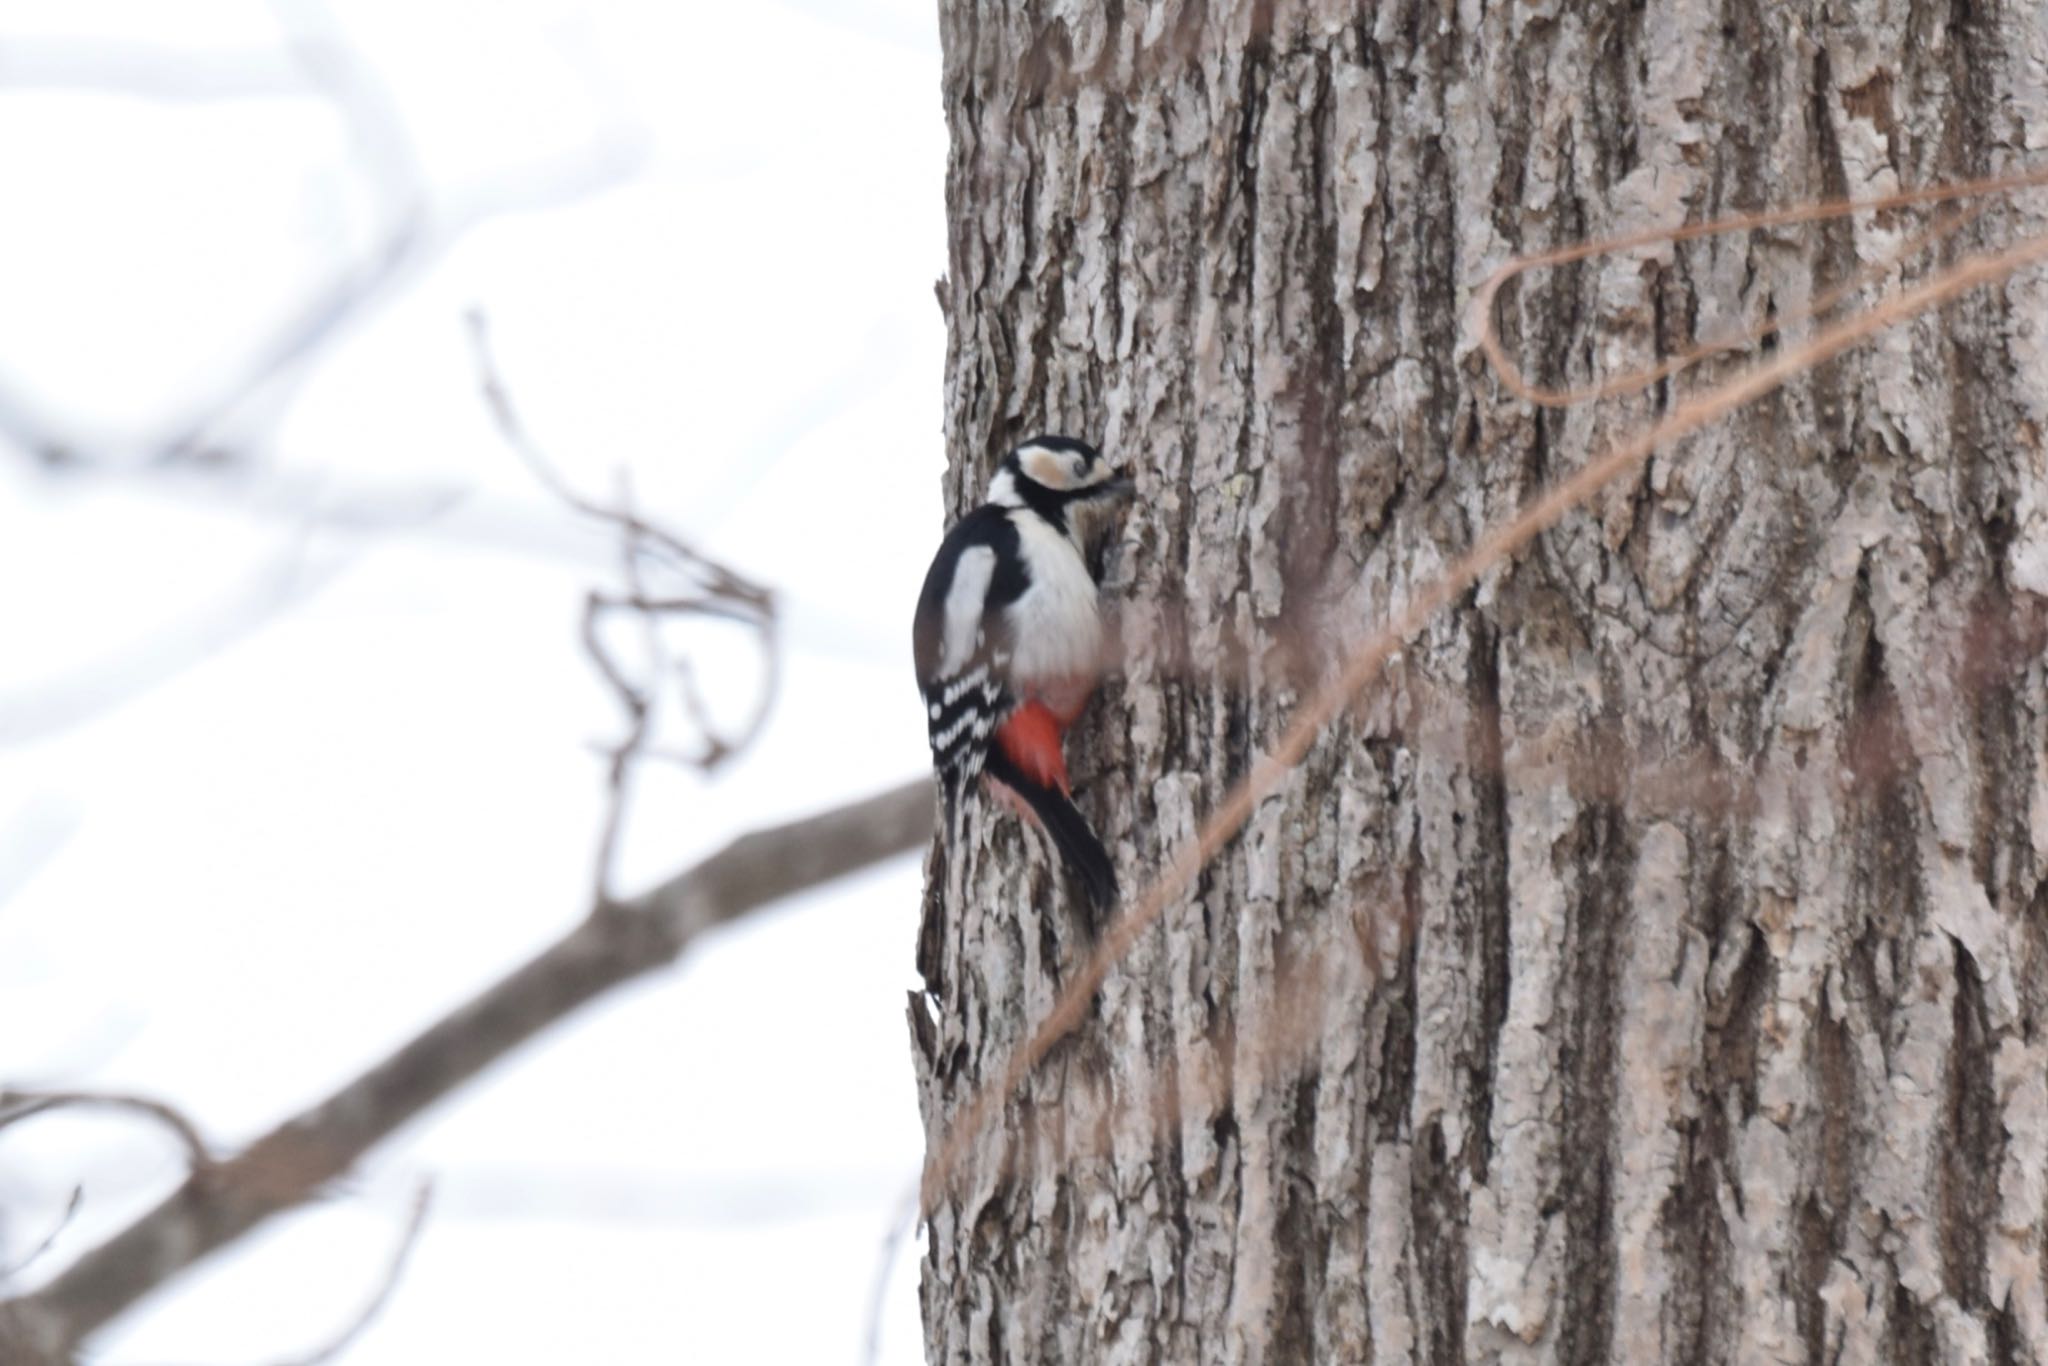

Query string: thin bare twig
[1501,196,1991,407]
[131,0,430,467]
[584,495,661,901]
[1,1189,84,1283]
[0,9,633,745]
[0,39,307,100]
[580,583,650,904]
[466,309,782,901]
[0,777,933,1363]
[860,1185,920,1366]
[3,10,647,473]
[463,311,774,621]
[0,1091,212,1172]
[1477,163,2048,407]
[0,523,373,749]
[274,1181,433,1366]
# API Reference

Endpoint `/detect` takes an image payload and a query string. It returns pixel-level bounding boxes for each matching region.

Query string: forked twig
[466,310,780,900]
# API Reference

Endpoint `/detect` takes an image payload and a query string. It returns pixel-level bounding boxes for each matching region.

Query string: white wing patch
[939,544,996,676]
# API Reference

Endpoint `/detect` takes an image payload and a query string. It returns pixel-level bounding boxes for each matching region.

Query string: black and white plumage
[913,435,1132,922]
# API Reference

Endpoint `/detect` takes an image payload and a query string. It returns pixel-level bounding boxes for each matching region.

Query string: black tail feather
[982,748,1117,933]
[938,765,966,843]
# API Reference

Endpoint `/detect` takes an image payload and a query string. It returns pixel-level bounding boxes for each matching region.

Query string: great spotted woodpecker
[913,435,1132,927]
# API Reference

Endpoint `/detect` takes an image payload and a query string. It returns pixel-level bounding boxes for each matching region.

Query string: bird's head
[988,435,1134,510]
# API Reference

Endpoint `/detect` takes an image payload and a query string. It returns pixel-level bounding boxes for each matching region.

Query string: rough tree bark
[911,2,2048,1362]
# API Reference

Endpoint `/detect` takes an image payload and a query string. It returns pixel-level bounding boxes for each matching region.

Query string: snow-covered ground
[0,2,944,1360]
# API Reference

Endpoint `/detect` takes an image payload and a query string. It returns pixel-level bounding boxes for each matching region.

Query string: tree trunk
[910,2,2048,1362]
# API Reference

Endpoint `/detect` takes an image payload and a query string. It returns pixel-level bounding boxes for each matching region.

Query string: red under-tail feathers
[982,692,1116,929]
[994,700,1070,793]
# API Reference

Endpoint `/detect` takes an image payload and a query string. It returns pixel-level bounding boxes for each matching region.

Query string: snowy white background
[0,1,943,1361]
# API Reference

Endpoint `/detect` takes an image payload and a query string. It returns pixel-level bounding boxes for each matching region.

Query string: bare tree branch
[2,11,648,474]
[0,530,364,748]
[0,39,307,100]
[0,11,643,751]
[0,464,475,749]
[0,777,933,1363]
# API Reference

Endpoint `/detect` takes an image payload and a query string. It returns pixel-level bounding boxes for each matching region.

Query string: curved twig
[0,1090,212,1172]
[860,1185,920,1366]
[274,1181,433,1366]
[1472,163,2048,407]
[467,309,782,901]
[1,1188,84,1283]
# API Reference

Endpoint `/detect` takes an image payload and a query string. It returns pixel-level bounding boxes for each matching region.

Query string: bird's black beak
[1092,467,1136,500]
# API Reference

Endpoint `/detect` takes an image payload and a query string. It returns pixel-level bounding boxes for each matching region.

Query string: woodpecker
[913,434,1132,928]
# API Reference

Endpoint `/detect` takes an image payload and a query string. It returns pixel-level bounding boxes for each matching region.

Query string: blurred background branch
[0,777,932,1363]
[5,0,647,474]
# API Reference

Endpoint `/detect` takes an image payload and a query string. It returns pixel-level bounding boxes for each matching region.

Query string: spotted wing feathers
[924,645,1012,821]
[914,509,1027,825]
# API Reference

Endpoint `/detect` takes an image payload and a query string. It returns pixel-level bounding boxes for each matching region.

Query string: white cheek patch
[1019,446,1070,490]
